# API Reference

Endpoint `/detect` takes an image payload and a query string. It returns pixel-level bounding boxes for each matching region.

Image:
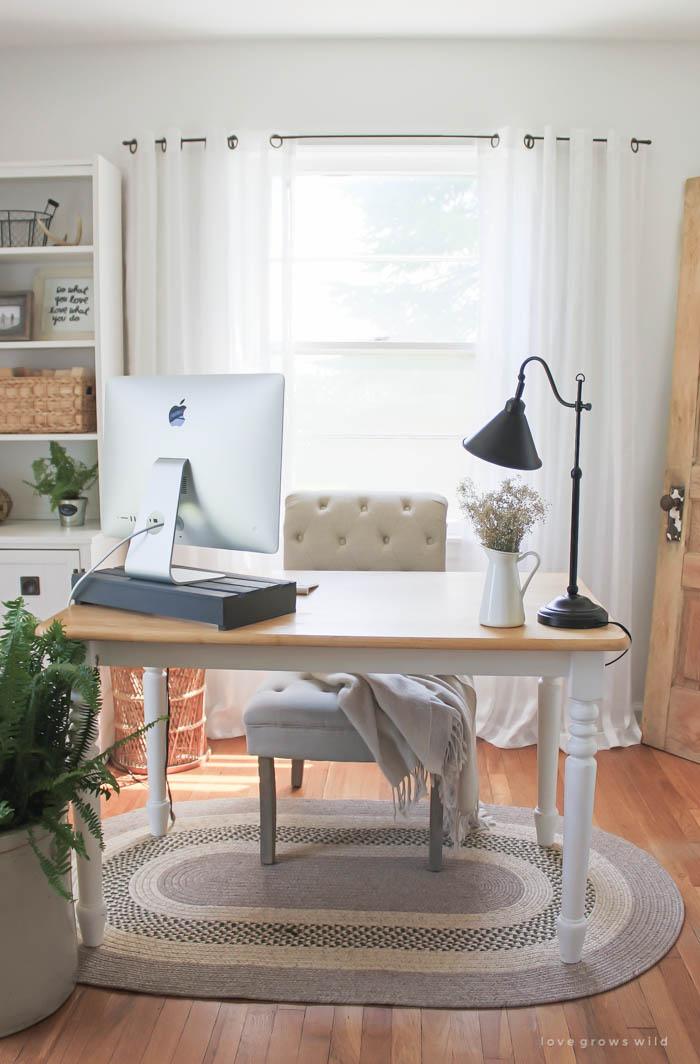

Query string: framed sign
[33,266,94,341]
[0,291,33,342]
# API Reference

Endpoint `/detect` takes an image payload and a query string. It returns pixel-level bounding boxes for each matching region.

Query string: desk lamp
[462,356,608,629]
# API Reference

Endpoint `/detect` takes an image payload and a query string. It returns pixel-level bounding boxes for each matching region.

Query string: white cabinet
[0,156,123,594]
[0,550,81,620]
[0,521,99,620]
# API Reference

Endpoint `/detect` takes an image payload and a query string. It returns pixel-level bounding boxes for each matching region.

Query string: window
[280,144,479,510]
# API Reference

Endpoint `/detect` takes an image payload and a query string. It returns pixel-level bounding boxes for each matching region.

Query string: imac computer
[72,373,295,628]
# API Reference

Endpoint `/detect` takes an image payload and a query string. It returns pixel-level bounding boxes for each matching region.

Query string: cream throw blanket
[305,673,482,841]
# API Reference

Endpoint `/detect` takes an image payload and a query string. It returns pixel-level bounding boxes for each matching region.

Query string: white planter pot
[0,827,77,1036]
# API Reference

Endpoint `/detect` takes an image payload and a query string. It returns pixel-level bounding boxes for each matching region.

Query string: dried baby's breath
[457,476,549,553]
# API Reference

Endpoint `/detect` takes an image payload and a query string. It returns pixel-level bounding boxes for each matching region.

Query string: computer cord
[66,522,165,610]
[605,621,632,667]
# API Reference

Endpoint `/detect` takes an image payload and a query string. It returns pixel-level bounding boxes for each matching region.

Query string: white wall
[1,37,698,702]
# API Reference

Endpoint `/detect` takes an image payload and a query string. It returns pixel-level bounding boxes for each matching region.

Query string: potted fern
[0,598,127,1035]
[24,440,97,527]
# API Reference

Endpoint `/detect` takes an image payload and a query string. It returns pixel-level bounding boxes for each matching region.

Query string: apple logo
[169,399,186,427]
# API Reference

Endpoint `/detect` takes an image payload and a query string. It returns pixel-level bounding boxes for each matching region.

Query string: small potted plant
[24,440,97,527]
[457,476,549,627]
[0,598,142,1035]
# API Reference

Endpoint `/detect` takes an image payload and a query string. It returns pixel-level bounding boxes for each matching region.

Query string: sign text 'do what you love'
[35,271,95,339]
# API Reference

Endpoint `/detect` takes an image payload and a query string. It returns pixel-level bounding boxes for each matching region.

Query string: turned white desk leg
[557,653,604,964]
[74,731,107,948]
[534,676,562,846]
[143,666,170,837]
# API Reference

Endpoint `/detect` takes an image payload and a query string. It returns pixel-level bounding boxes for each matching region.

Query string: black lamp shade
[462,398,542,471]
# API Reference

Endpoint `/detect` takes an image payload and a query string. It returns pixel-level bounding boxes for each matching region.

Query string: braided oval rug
[77,797,683,1009]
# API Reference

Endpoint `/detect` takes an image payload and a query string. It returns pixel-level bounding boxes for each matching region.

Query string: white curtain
[124,126,643,750]
[124,129,295,737]
[471,128,645,750]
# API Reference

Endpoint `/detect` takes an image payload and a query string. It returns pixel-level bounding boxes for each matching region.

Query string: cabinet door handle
[20,576,41,596]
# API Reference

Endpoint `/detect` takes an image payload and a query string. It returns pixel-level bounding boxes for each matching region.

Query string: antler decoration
[37,214,83,247]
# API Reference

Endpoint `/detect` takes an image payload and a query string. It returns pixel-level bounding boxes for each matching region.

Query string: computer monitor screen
[101,373,285,580]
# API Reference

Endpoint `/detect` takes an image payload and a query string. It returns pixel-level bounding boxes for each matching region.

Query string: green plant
[457,476,550,553]
[0,598,139,899]
[24,440,98,512]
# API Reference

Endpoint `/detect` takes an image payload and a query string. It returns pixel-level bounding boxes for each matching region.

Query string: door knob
[660,486,685,541]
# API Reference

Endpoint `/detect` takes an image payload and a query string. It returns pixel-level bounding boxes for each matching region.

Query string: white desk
[53,570,628,965]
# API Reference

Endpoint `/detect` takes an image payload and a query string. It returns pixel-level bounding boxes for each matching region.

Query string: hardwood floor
[2,739,699,1064]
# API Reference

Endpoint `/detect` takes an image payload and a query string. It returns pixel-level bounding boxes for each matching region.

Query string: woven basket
[0,368,96,434]
[110,667,209,775]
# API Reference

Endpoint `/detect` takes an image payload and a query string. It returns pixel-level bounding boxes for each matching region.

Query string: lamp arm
[514,356,591,412]
[512,356,593,601]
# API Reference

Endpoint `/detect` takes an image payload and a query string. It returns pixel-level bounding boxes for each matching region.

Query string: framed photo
[0,291,33,342]
[33,266,94,341]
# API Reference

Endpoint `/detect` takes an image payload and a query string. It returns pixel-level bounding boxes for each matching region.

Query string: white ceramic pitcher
[479,546,541,628]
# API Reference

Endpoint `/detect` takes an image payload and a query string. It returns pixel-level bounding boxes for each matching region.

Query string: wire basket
[110,667,209,775]
[0,199,59,247]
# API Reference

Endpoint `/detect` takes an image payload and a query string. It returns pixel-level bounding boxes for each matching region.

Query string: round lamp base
[537,594,609,629]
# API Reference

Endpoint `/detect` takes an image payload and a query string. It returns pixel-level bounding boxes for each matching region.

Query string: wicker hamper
[0,368,97,434]
[110,667,209,774]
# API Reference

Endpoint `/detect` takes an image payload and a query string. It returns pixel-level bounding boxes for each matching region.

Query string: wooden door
[643,177,700,762]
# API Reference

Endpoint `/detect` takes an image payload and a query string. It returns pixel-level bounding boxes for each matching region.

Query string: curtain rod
[269,132,502,148]
[269,132,652,153]
[122,135,238,153]
[121,132,652,154]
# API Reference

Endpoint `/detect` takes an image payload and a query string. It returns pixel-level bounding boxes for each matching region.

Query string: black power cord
[605,621,632,667]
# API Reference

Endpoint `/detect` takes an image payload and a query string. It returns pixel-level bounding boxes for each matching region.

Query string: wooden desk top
[51,571,629,653]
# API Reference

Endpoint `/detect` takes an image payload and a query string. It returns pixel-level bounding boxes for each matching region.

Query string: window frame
[282,142,480,510]
[287,143,479,348]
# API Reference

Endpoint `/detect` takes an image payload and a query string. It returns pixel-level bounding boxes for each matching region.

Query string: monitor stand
[124,457,225,584]
[74,456,296,627]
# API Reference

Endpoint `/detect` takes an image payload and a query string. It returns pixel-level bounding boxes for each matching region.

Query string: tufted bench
[244,491,448,871]
[283,490,447,571]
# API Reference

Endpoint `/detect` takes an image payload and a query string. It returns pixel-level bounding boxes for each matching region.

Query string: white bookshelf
[0,340,95,350]
[0,433,98,442]
[0,157,123,616]
[0,245,94,264]
[0,518,101,548]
